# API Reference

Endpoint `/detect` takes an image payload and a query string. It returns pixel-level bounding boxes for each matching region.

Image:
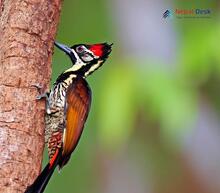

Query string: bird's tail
[24,150,61,193]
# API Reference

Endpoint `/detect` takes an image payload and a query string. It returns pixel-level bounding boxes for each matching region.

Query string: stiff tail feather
[25,150,61,193]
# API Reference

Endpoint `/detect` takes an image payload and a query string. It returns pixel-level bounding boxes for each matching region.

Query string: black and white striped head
[55,42,112,77]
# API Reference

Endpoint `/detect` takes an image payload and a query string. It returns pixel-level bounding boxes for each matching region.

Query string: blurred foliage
[44,0,220,193]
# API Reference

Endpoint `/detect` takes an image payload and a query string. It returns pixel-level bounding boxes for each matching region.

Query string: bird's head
[55,42,112,77]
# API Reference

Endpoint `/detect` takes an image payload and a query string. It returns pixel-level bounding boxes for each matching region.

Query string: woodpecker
[25,41,112,193]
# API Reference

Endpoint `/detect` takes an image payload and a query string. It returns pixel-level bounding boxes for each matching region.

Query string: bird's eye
[76,46,84,53]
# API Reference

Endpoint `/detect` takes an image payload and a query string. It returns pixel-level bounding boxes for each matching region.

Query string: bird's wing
[61,77,91,167]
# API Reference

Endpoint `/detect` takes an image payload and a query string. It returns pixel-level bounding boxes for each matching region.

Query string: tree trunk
[0,0,62,192]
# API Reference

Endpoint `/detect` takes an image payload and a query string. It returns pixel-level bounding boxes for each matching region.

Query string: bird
[25,41,112,193]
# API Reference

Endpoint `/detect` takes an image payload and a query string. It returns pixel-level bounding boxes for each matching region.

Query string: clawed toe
[36,95,44,100]
[31,83,43,90]
[32,83,48,100]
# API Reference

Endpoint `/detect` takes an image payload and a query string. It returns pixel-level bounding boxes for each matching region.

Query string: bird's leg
[32,83,49,99]
[32,83,51,113]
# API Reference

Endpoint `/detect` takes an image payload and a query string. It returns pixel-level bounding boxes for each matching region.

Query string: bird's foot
[31,83,49,100]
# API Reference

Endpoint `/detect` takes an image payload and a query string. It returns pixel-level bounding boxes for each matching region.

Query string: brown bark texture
[0,0,62,192]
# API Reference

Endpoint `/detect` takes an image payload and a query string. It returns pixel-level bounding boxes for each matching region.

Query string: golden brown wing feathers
[61,77,91,166]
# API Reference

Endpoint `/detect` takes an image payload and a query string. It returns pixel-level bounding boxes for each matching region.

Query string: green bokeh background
[44,1,220,193]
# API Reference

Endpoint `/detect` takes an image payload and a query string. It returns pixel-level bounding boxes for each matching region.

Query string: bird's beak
[55,41,76,63]
[55,42,72,55]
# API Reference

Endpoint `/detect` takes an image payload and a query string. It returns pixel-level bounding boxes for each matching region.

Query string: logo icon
[163,10,172,18]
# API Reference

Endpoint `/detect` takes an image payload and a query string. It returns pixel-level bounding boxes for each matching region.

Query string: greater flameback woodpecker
[25,41,112,193]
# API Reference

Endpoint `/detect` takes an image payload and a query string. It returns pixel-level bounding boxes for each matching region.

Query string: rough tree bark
[0,0,62,192]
